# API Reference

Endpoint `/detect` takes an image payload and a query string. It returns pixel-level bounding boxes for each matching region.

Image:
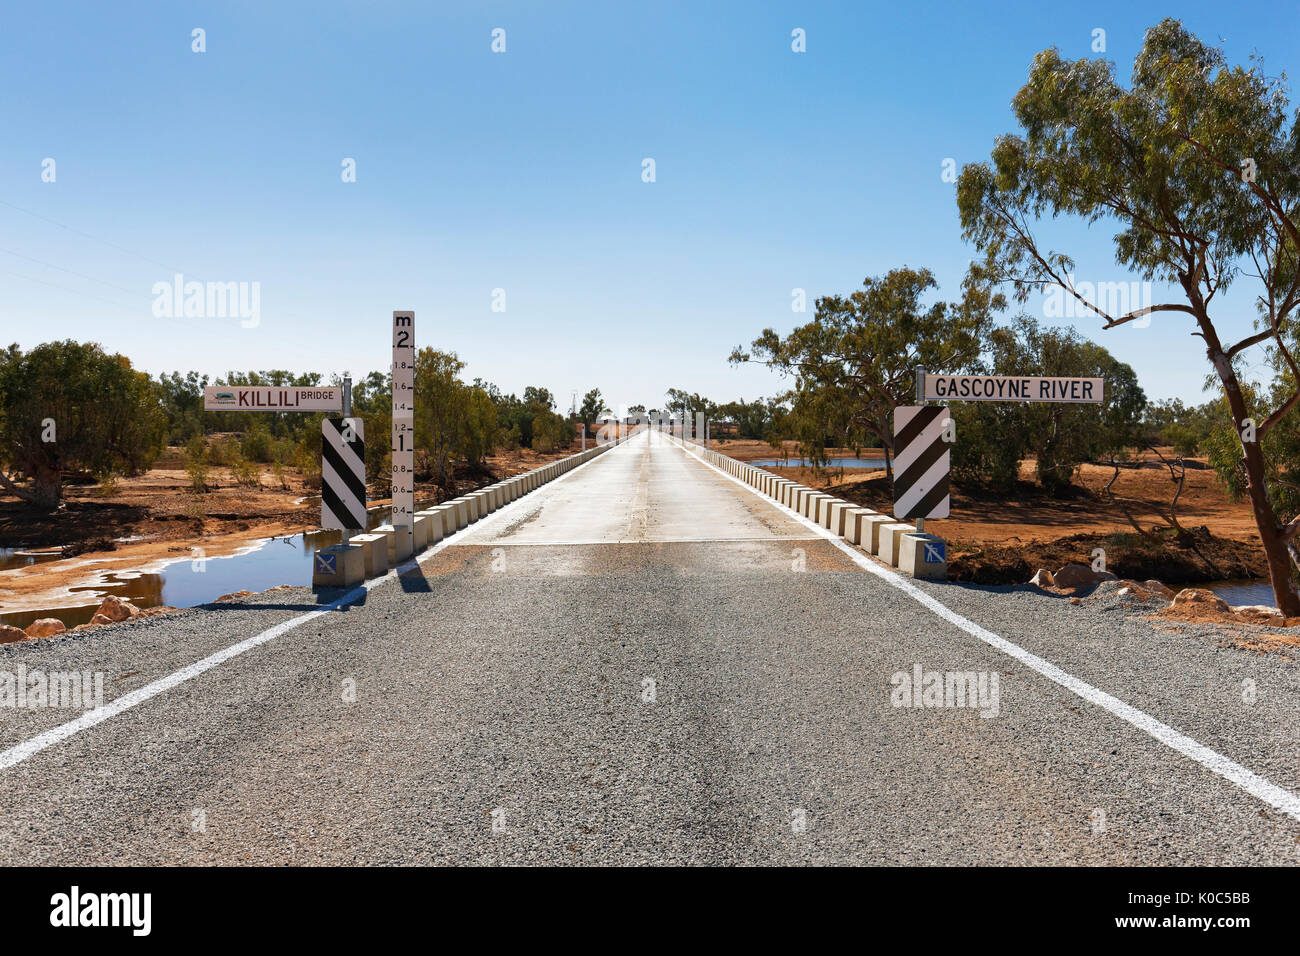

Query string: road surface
[2,429,1298,864]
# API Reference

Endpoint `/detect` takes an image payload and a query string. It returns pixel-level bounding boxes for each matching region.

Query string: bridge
[0,427,1297,864]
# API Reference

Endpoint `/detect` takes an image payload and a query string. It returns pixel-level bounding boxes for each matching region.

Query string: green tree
[414,349,466,492]
[951,317,1146,495]
[156,370,209,443]
[578,388,608,436]
[413,349,501,492]
[713,397,785,441]
[0,340,164,509]
[957,18,1300,612]
[731,266,1002,480]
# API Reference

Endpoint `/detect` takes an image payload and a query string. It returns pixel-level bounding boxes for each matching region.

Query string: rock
[1068,596,1081,606]
[24,618,66,638]
[1028,568,1055,588]
[1053,563,1116,590]
[1144,580,1175,600]
[88,613,115,627]
[216,590,253,602]
[1115,580,1152,600]
[1171,588,1231,613]
[95,595,140,622]
[0,624,31,644]
[1235,604,1283,625]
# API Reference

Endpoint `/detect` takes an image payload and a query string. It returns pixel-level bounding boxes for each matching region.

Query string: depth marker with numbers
[391,311,416,545]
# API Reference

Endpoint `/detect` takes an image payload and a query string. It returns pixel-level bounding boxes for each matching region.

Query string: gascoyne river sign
[203,386,344,412]
[922,374,1104,404]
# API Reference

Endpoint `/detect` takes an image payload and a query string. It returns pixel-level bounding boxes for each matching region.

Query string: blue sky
[2,1,1297,413]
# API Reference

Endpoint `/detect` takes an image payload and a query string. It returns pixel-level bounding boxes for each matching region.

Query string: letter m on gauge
[322,417,366,530]
[892,405,950,520]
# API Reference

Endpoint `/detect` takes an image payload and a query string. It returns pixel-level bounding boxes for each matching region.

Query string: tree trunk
[1203,329,1300,615]
[0,465,62,511]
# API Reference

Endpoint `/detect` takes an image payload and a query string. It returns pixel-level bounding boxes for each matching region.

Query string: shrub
[271,460,290,491]
[230,453,261,488]
[95,472,121,497]
[240,424,274,463]
[295,444,321,490]
[184,436,210,493]
[207,435,238,466]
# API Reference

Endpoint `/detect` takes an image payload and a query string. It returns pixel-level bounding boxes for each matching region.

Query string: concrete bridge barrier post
[898,532,947,580]
[311,542,366,589]
[877,522,915,567]
[347,532,388,577]
[411,514,430,552]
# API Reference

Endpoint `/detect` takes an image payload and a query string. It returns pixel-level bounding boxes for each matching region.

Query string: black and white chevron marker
[321,417,366,530]
[892,405,950,520]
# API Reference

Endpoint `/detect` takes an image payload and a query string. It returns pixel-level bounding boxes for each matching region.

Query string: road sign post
[314,413,368,589]
[892,405,951,521]
[203,386,344,412]
[321,417,366,531]
[919,373,1104,404]
[342,376,353,547]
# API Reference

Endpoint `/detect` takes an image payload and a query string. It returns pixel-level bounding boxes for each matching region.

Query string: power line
[0,246,143,298]
[0,267,139,313]
[0,197,187,277]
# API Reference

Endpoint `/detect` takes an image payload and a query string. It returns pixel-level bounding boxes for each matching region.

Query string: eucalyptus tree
[0,340,164,509]
[957,18,1300,612]
[730,266,1001,480]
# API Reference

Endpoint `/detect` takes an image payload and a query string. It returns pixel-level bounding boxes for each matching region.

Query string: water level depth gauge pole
[914,366,926,535]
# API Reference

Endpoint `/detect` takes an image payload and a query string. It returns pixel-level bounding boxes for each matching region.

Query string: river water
[750,457,887,468]
[1206,579,1275,608]
[0,507,404,631]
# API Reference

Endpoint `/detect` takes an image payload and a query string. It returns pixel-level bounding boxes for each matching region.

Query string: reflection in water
[0,505,417,631]
[750,457,886,469]
[0,547,63,572]
[1207,579,1275,608]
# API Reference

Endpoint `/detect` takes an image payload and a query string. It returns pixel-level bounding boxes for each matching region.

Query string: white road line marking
[0,444,622,772]
[682,441,1300,824]
[473,536,825,546]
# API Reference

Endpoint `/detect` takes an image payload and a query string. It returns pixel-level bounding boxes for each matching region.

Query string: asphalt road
[2,429,1298,865]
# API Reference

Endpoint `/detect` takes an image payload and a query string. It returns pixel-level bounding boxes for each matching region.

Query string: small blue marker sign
[923,541,946,564]
[315,552,337,575]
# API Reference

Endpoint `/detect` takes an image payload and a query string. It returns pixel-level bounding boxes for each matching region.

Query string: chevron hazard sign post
[322,417,366,530]
[892,405,951,521]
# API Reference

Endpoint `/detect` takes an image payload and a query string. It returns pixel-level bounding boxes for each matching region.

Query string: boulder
[1115,580,1152,600]
[88,612,115,627]
[1171,588,1230,613]
[1054,563,1117,590]
[1235,604,1283,625]
[1028,568,1055,588]
[24,618,66,638]
[95,595,140,622]
[0,624,31,644]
